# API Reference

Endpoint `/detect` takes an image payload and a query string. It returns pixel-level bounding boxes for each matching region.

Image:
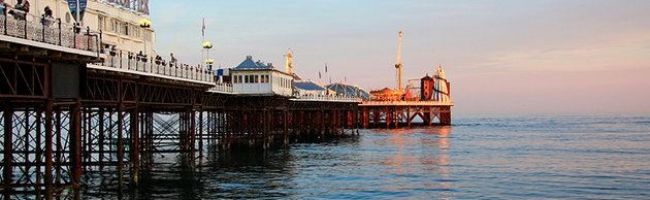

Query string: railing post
[110,51,114,68]
[86,26,91,51]
[119,51,123,69]
[23,14,27,39]
[149,57,153,73]
[42,16,46,42]
[96,32,102,57]
[128,52,132,70]
[3,11,7,35]
[73,25,77,48]
[57,19,62,46]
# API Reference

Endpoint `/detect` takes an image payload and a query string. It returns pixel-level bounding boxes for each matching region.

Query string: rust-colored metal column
[385,106,391,129]
[440,106,452,125]
[130,107,140,184]
[35,106,43,197]
[116,104,125,187]
[407,106,412,128]
[44,100,54,199]
[98,108,105,170]
[320,109,325,135]
[198,109,204,158]
[54,108,63,193]
[393,106,404,128]
[3,103,14,200]
[190,108,196,163]
[70,101,82,189]
[283,109,289,147]
[24,109,31,185]
[361,107,368,129]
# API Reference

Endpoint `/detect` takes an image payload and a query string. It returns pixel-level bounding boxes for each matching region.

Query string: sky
[150,0,650,116]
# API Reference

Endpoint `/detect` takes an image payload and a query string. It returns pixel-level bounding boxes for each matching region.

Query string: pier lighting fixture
[139,18,152,56]
[205,58,214,65]
[138,18,152,28]
[202,41,213,49]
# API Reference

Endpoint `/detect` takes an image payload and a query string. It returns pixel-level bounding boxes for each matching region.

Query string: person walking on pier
[170,53,177,66]
[41,6,53,26]
[9,0,29,20]
[0,0,6,15]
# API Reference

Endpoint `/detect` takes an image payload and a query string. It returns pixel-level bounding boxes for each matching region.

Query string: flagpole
[202,18,205,67]
[75,0,80,25]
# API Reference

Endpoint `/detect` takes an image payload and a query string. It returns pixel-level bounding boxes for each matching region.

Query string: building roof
[295,81,326,91]
[234,55,274,70]
[326,83,370,100]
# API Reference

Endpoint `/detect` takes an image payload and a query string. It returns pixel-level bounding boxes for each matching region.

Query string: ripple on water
[78,115,650,199]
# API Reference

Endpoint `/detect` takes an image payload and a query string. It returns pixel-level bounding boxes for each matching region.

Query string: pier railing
[93,51,215,84]
[0,9,99,54]
[361,100,454,106]
[293,94,362,102]
[208,82,234,94]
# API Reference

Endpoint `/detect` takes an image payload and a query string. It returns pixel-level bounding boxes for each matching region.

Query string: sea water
[84,115,650,199]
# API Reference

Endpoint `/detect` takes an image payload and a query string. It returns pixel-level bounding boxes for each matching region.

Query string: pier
[0,11,358,199]
[0,1,449,199]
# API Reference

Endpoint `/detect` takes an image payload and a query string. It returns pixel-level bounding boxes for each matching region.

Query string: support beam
[3,103,13,200]
[70,101,82,189]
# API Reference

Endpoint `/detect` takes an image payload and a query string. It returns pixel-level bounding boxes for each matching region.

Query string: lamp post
[202,41,214,82]
[138,18,152,56]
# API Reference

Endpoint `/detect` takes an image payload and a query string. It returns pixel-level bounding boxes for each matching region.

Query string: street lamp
[202,40,213,67]
[138,18,152,56]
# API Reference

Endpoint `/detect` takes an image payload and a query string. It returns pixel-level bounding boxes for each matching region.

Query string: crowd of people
[109,47,213,80]
[0,0,210,80]
[1,0,55,26]
[2,0,30,20]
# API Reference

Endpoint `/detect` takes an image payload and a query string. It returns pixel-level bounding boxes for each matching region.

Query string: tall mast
[395,31,404,91]
[285,49,294,74]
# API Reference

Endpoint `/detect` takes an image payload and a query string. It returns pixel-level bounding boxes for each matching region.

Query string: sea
[83,114,650,199]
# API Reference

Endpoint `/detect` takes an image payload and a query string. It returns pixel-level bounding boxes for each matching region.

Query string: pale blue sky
[150,0,650,116]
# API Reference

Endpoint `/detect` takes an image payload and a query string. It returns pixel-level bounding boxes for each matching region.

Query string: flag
[67,0,88,21]
[202,18,206,37]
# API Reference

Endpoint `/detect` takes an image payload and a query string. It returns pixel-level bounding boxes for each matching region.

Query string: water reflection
[368,127,454,199]
[76,116,650,199]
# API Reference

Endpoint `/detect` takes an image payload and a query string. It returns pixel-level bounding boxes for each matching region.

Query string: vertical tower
[434,65,450,102]
[420,74,434,101]
[395,31,404,92]
[285,49,294,74]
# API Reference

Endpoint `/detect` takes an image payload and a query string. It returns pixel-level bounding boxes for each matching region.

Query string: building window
[122,23,129,35]
[98,16,105,31]
[65,12,71,23]
[244,75,249,83]
[111,19,118,32]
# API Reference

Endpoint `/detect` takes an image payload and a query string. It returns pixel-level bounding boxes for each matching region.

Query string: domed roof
[325,83,370,100]
[234,55,273,70]
[295,81,326,91]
